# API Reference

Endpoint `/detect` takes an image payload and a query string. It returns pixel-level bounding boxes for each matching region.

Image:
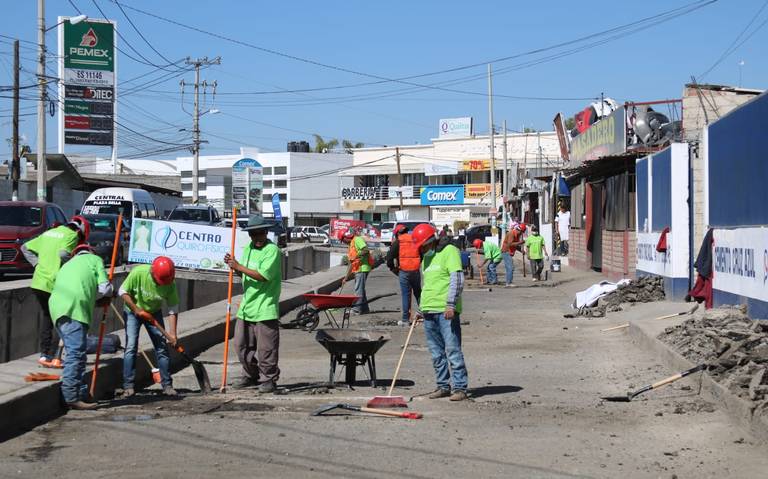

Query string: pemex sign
[64,21,114,71]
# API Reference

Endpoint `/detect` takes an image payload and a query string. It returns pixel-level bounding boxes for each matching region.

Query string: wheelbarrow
[315,329,390,387]
[283,292,396,331]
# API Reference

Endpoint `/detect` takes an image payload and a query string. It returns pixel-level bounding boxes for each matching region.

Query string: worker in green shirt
[412,223,469,402]
[524,224,549,281]
[49,244,113,410]
[119,256,180,397]
[473,238,502,285]
[224,215,282,393]
[343,227,372,314]
[21,215,89,365]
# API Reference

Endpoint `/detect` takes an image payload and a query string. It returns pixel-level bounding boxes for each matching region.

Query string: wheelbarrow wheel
[295,309,320,332]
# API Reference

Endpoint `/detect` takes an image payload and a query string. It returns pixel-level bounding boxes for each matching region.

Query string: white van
[81,188,158,223]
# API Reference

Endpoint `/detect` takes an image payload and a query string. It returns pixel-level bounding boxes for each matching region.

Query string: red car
[0,201,68,277]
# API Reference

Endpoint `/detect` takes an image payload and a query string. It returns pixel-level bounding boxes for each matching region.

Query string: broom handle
[89,213,123,398]
[387,313,419,396]
[220,208,237,393]
[110,303,156,369]
[475,251,485,283]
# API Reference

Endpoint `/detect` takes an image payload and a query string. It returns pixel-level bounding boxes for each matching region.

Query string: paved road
[2,263,767,478]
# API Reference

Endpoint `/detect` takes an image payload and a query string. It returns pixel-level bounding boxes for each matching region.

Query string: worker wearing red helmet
[342,227,372,314]
[473,237,502,286]
[118,256,180,397]
[412,223,469,402]
[48,243,113,410]
[385,224,422,326]
[21,215,90,365]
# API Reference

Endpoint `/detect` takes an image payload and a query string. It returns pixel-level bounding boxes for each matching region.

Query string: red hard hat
[72,243,95,255]
[342,228,355,242]
[393,224,407,235]
[151,256,175,285]
[68,215,90,241]
[518,223,527,232]
[411,223,437,249]
[472,239,483,249]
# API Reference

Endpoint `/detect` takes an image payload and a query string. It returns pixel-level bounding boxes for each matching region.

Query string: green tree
[564,117,576,130]
[342,139,364,153]
[312,134,339,153]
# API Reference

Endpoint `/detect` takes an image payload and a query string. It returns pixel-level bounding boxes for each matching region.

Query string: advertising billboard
[420,185,464,206]
[569,107,626,165]
[438,117,473,139]
[232,158,263,216]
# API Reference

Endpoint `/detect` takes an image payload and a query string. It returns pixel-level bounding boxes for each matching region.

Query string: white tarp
[573,279,631,309]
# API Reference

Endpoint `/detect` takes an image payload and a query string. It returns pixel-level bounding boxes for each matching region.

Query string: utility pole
[12,40,20,201]
[502,119,508,200]
[185,56,221,204]
[395,147,403,210]
[487,64,496,210]
[36,0,47,201]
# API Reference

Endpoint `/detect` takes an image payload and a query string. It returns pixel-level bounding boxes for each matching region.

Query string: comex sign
[421,185,464,206]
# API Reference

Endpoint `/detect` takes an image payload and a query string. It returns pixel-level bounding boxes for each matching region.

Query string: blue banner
[420,185,464,206]
[272,192,282,221]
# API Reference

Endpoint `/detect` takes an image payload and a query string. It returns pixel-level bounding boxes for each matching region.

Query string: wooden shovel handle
[387,315,419,396]
[359,406,422,419]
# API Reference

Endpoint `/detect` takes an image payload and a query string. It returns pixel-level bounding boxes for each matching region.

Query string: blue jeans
[423,312,468,392]
[398,270,421,321]
[123,309,172,389]
[502,252,515,284]
[56,317,88,404]
[353,272,369,314]
[486,261,500,284]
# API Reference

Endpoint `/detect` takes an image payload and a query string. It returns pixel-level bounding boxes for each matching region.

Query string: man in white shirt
[555,205,571,256]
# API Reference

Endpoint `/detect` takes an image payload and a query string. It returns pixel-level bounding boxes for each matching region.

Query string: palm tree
[312,134,339,153]
[342,140,364,153]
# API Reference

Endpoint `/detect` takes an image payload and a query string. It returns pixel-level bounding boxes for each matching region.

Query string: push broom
[368,310,419,408]
[89,213,123,399]
[219,208,238,393]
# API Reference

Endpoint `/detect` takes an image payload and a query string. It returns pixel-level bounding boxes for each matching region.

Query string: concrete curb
[628,317,768,442]
[0,267,346,441]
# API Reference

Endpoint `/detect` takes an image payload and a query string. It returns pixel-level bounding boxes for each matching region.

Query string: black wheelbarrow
[315,329,390,387]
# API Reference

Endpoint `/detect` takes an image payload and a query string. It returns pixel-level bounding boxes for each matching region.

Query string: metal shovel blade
[191,360,212,394]
[601,394,632,402]
[311,403,343,416]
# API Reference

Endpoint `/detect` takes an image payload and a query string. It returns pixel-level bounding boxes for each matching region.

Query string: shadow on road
[470,385,523,398]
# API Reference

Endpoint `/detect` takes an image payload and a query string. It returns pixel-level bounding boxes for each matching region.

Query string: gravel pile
[566,276,665,318]
[658,305,768,407]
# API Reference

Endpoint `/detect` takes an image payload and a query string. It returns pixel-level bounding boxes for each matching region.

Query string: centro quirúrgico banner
[128,219,253,272]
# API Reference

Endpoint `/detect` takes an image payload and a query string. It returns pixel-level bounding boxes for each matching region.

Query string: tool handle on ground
[110,303,157,369]
[649,364,706,390]
[220,207,238,393]
[654,312,681,320]
[387,316,419,396]
[359,406,422,419]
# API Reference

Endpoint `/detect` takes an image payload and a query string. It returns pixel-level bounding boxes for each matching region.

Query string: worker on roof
[386,224,422,326]
[119,256,180,398]
[343,227,373,315]
[224,215,282,393]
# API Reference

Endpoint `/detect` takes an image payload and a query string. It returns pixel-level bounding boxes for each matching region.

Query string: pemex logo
[80,28,98,48]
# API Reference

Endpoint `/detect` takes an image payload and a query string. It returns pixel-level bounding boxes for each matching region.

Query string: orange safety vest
[347,238,374,273]
[397,233,421,271]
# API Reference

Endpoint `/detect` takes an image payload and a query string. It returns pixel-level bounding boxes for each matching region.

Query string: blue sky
[1,0,766,167]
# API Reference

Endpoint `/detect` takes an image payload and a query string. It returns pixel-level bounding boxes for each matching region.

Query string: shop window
[274,180,287,188]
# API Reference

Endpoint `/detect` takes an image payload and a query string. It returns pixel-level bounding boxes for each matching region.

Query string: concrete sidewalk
[0,264,347,439]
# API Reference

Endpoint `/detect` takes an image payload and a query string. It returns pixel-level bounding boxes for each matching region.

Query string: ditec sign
[420,185,464,206]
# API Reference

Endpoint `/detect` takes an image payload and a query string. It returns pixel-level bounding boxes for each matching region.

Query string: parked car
[0,201,68,276]
[82,214,130,266]
[291,226,328,243]
[167,205,223,226]
[465,224,493,247]
[320,224,330,234]
[379,221,396,245]
[81,187,160,224]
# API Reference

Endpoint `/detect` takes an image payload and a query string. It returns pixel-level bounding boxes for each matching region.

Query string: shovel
[311,403,422,419]
[367,314,419,408]
[138,312,212,394]
[602,364,706,402]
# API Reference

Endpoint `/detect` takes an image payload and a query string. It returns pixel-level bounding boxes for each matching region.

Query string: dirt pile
[658,305,768,407]
[566,276,665,318]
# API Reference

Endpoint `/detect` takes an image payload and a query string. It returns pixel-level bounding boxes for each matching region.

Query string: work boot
[122,388,135,399]
[233,376,257,389]
[427,388,451,399]
[162,386,178,396]
[449,390,469,402]
[258,381,277,394]
[66,400,98,411]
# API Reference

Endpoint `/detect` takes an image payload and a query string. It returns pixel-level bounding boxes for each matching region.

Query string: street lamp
[37,4,88,201]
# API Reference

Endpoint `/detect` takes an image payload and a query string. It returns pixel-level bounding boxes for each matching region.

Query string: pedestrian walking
[343,227,372,314]
[21,216,89,365]
[473,238,502,285]
[48,244,113,410]
[524,225,549,281]
[385,224,421,326]
[224,215,283,393]
[555,204,571,256]
[501,223,526,287]
[119,256,180,397]
[412,223,468,401]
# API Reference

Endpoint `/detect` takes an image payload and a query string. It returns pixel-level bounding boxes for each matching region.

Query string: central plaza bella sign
[420,185,464,206]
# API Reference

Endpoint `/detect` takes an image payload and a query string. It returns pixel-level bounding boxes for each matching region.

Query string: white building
[176,147,354,226]
[343,132,562,227]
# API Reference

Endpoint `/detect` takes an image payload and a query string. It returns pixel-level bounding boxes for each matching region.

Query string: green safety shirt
[420,244,463,314]
[353,236,372,273]
[525,234,546,260]
[26,225,79,293]
[49,253,108,326]
[482,241,502,263]
[120,264,179,314]
[237,241,282,322]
